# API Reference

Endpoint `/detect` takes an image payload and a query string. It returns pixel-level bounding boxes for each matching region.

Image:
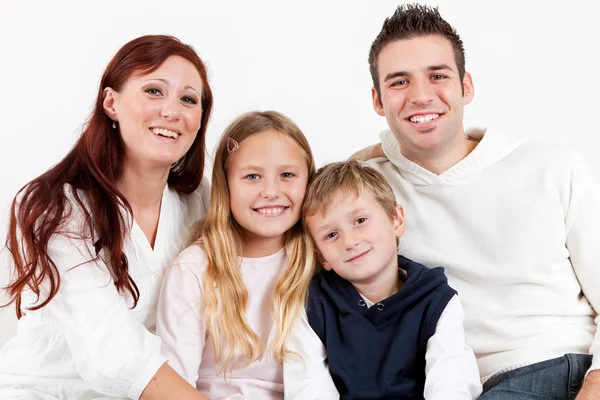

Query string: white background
[1,0,599,346]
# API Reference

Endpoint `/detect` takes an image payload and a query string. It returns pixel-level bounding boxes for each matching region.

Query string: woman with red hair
[0,35,212,400]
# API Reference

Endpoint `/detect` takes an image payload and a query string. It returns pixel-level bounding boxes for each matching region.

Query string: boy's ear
[315,250,333,271]
[392,204,405,238]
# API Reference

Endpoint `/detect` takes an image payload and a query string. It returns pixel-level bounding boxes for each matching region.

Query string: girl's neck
[242,233,285,258]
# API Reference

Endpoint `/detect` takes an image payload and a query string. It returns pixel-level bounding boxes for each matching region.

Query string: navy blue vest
[307,255,456,400]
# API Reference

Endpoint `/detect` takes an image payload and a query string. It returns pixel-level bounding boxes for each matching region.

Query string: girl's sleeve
[283,310,339,400]
[423,296,482,400]
[156,251,206,387]
[44,232,166,399]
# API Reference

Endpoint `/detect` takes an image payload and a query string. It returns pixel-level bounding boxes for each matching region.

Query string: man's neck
[403,132,479,175]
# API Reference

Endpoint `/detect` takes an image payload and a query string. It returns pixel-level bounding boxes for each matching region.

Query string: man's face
[372,35,474,163]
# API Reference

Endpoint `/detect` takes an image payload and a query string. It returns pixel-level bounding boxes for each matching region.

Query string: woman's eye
[145,88,162,96]
[181,96,197,105]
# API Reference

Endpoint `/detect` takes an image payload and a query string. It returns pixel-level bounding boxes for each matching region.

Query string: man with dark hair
[364,3,600,399]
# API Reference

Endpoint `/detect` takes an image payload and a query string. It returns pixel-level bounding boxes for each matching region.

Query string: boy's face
[306,190,405,287]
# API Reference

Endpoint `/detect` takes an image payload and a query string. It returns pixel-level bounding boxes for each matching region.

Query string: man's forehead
[377,35,457,74]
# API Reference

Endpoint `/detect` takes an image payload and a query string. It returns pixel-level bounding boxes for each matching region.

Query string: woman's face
[104,55,203,172]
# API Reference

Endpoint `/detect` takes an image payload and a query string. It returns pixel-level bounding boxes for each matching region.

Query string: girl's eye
[325,231,338,240]
[355,217,367,225]
[281,172,296,179]
[145,88,163,96]
[245,174,260,180]
[181,96,197,105]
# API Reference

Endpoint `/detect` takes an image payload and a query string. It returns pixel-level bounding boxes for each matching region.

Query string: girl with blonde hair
[156,111,320,398]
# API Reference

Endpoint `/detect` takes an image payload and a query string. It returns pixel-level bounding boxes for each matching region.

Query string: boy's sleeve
[424,296,482,400]
[283,310,339,400]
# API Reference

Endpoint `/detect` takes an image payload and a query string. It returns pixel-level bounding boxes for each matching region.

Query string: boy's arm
[283,310,339,400]
[424,296,482,400]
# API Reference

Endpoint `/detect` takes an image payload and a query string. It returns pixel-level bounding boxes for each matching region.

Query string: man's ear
[392,204,405,238]
[372,87,385,116]
[102,87,119,121]
[462,72,474,106]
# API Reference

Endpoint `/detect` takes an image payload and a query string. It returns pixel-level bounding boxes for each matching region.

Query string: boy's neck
[352,258,404,304]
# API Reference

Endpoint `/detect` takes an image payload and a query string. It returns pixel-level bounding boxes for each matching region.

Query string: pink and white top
[157,245,287,399]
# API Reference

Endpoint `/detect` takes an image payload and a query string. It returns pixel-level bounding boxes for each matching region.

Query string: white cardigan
[0,180,209,399]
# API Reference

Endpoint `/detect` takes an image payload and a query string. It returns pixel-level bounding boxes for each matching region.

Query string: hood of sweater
[379,127,523,186]
[317,256,450,325]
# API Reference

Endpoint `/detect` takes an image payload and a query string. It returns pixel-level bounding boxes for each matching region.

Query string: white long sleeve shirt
[0,181,209,399]
[156,245,288,399]
[284,296,482,399]
[368,128,600,381]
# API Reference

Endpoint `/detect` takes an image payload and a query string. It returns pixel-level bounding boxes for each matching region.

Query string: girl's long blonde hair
[188,111,317,376]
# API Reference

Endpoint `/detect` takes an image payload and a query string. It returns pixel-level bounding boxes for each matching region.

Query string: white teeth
[257,207,285,215]
[151,128,179,138]
[409,114,440,124]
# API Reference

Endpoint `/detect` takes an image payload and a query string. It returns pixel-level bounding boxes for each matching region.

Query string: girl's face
[103,55,203,173]
[226,130,309,257]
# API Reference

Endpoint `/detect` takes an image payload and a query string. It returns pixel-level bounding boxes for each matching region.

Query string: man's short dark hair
[369,4,466,100]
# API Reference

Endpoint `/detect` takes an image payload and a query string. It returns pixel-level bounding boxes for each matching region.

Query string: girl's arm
[156,246,207,387]
[283,310,339,400]
[423,296,482,400]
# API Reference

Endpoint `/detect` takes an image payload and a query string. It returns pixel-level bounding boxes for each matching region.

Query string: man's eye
[431,74,446,80]
[391,79,408,87]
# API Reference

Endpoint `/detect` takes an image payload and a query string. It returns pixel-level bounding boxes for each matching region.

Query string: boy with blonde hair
[284,160,481,400]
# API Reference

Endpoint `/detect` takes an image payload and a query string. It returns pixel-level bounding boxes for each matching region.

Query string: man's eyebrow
[383,64,455,82]
[384,71,409,82]
[428,63,454,72]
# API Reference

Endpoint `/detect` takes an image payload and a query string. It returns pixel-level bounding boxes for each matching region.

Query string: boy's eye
[181,95,198,105]
[355,217,367,225]
[324,231,338,240]
[145,88,163,96]
[245,174,260,180]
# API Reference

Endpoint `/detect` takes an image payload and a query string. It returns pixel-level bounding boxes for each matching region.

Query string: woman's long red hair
[3,35,213,318]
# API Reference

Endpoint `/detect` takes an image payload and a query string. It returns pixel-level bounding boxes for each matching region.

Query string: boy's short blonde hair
[303,160,398,223]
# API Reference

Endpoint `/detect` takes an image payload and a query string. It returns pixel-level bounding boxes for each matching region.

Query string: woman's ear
[102,87,119,121]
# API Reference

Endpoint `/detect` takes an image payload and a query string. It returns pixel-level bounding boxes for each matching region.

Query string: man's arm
[564,152,600,399]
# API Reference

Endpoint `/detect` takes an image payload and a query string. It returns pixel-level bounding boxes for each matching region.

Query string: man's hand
[349,143,385,161]
[576,370,600,399]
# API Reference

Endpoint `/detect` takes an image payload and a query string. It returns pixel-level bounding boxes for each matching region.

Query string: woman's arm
[140,363,209,400]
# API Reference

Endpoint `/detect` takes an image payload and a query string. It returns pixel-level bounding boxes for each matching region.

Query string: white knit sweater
[368,128,600,381]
